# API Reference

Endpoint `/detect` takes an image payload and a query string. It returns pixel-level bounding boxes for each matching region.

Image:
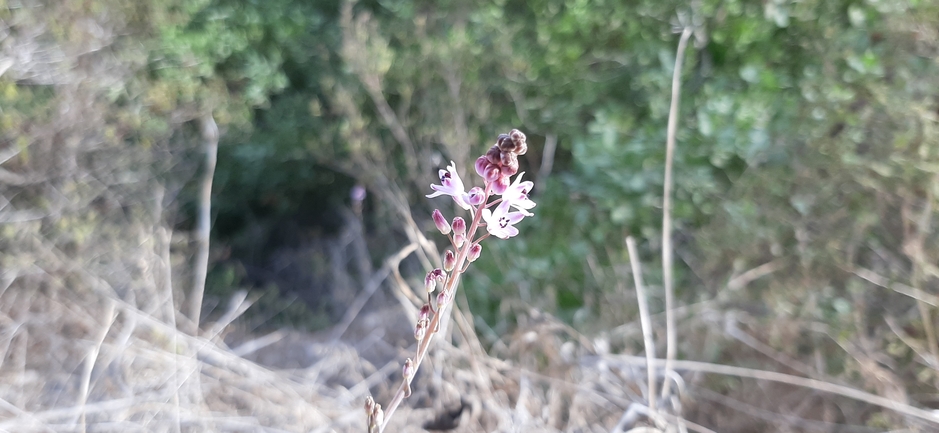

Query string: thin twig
[660,26,693,401]
[329,242,418,342]
[625,236,657,413]
[850,266,939,307]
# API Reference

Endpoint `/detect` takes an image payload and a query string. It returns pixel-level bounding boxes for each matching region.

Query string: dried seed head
[468,243,482,262]
[444,250,456,272]
[452,217,466,236]
[432,209,451,235]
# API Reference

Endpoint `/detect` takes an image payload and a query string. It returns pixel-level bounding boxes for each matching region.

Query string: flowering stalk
[366,130,534,432]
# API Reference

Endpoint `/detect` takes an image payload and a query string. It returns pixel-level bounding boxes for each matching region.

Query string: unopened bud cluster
[475,129,528,194]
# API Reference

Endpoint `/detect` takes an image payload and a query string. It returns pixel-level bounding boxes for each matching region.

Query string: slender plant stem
[188,114,219,334]
[625,236,656,413]
[661,27,693,400]
[379,184,493,431]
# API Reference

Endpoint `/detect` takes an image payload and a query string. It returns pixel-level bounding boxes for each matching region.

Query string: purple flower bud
[492,175,510,194]
[468,243,482,262]
[486,146,502,165]
[443,249,456,272]
[432,268,447,283]
[403,358,415,381]
[452,217,466,236]
[414,320,426,340]
[497,133,514,152]
[432,209,451,235]
[515,141,528,156]
[466,187,486,206]
[485,166,501,183]
[454,233,466,248]
[475,156,489,178]
[500,156,519,177]
[418,304,431,322]
[436,290,448,310]
[510,129,526,149]
[424,271,437,293]
[500,151,514,167]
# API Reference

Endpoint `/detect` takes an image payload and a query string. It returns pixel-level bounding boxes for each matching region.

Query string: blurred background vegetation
[3,0,939,430]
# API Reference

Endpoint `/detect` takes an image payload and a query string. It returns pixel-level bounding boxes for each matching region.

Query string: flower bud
[500,150,516,167]
[443,249,456,272]
[436,290,449,310]
[424,271,437,293]
[432,209,451,235]
[500,156,519,177]
[497,133,514,152]
[365,395,375,415]
[510,128,526,149]
[403,358,415,381]
[515,141,528,156]
[486,145,502,164]
[418,304,431,322]
[468,243,482,262]
[452,217,466,236]
[454,233,466,248]
[466,187,486,206]
[432,268,447,283]
[475,156,489,178]
[373,405,384,430]
[414,320,426,340]
[485,166,501,183]
[492,175,510,194]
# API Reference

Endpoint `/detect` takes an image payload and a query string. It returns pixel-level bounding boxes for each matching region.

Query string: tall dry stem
[625,236,657,414]
[660,27,693,400]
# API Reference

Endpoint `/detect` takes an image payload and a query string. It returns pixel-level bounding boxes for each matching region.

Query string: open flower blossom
[500,172,535,215]
[482,201,527,239]
[426,161,470,209]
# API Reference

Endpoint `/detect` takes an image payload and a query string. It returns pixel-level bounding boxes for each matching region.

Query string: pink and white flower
[482,201,528,239]
[426,161,471,209]
[500,172,535,215]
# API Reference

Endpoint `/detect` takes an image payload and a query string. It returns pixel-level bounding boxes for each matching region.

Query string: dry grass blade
[594,355,939,426]
[626,236,657,414]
